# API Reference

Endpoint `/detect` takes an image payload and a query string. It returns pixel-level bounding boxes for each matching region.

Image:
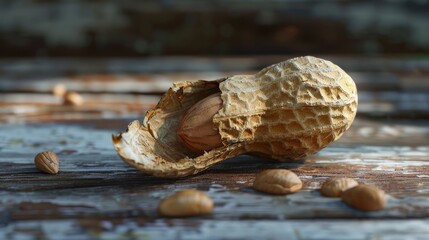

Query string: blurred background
[0,0,429,57]
[0,0,429,123]
[1,0,429,57]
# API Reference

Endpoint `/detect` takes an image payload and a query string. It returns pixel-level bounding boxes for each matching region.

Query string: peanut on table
[1,56,428,238]
[113,56,358,178]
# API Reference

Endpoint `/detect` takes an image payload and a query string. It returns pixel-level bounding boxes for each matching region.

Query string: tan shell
[112,56,358,177]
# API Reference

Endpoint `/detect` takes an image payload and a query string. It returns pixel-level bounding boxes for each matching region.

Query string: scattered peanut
[34,151,59,174]
[63,92,84,106]
[52,83,67,97]
[158,189,213,217]
[320,177,359,197]
[341,185,386,211]
[177,92,223,153]
[253,169,302,195]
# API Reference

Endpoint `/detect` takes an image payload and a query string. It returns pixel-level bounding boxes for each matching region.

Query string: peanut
[34,151,59,174]
[52,83,67,97]
[113,56,358,177]
[341,185,386,211]
[63,92,83,106]
[253,169,302,195]
[177,93,223,153]
[320,177,359,197]
[158,189,213,217]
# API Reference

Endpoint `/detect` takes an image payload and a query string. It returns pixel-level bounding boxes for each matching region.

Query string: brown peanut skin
[320,178,359,197]
[253,169,302,195]
[177,93,223,153]
[34,151,59,174]
[158,189,213,217]
[341,185,387,211]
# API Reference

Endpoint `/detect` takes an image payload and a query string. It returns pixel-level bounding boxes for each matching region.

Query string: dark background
[1,0,429,58]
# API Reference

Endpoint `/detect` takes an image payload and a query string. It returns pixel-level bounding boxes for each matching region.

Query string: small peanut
[320,177,359,197]
[52,83,67,97]
[177,92,223,153]
[253,169,302,195]
[158,189,213,217]
[63,92,84,106]
[34,151,59,174]
[341,185,386,211]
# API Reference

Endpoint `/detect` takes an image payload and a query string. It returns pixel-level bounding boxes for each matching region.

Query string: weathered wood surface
[0,56,428,239]
[1,119,429,239]
[1,56,429,123]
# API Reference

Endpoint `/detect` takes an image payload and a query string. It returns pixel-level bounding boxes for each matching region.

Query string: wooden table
[1,56,428,239]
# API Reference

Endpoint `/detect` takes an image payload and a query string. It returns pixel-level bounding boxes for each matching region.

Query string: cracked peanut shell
[112,56,358,177]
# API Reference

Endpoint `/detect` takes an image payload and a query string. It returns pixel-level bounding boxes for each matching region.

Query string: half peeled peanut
[177,92,223,153]
[113,56,358,177]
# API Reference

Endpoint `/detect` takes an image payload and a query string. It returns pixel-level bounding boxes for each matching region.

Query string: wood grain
[0,56,428,238]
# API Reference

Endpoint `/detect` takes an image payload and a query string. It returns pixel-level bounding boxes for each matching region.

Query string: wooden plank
[0,119,427,223]
[0,71,403,93]
[0,72,245,94]
[1,57,428,121]
[0,93,159,123]
[1,219,429,240]
[2,90,429,123]
[1,56,429,93]
[1,56,428,73]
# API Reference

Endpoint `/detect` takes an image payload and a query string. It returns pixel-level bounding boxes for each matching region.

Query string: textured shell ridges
[112,56,358,177]
[215,56,357,160]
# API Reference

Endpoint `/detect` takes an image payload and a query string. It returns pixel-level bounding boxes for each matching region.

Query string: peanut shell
[113,56,358,177]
